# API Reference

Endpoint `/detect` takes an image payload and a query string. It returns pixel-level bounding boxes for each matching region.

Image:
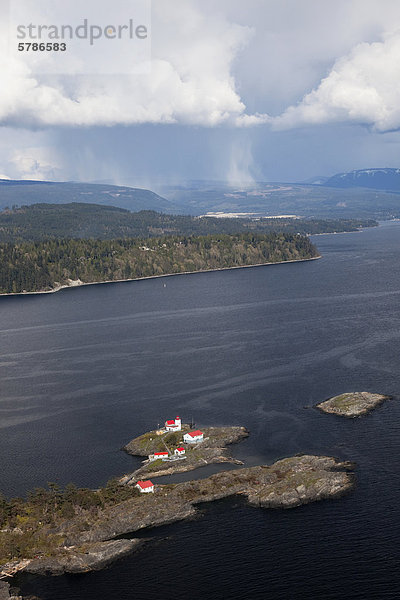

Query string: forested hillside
[0,180,172,213]
[0,233,319,294]
[0,203,377,242]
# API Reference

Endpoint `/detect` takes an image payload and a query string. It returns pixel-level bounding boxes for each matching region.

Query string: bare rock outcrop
[317,392,391,417]
[25,540,141,576]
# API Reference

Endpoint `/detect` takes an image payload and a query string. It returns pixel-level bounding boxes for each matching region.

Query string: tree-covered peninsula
[0,232,319,294]
[0,203,377,243]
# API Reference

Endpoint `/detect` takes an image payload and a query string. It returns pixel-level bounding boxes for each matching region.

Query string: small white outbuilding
[148,451,169,461]
[174,447,186,455]
[136,480,155,493]
[183,430,204,444]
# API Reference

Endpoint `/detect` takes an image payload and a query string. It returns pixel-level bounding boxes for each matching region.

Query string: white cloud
[2,0,399,133]
[10,147,62,180]
[0,128,62,180]
[273,30,400,132]
[2,0,400,184]
[0,1,268,128]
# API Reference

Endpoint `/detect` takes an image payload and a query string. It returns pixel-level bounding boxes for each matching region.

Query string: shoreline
[0,255,321,298]
[311,230,364,237]
[121,425,249,483]
[0,454,355,582]
[310,222,380,237]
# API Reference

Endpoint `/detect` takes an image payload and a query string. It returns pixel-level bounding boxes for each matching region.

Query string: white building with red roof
[183,430,204,443]
[148,451,169,461]
[165,416,182,431]
[135,480,155,493]
[174,447,186,455]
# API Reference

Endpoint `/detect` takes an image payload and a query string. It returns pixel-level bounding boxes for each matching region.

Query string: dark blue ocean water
[1,222,400,599]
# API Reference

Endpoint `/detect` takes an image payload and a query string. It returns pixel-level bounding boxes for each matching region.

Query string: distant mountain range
[323,168,400,191]
[0,179,175,213]
[3,172,400,221]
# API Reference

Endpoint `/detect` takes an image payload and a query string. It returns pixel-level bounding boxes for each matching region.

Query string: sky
[1,0,400,186]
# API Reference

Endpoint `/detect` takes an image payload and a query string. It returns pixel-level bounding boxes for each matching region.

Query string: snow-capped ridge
[323,168,400,191]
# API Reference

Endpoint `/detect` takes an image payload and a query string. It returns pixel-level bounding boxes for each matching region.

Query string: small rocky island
[317,392,391,418]
[122,423,248,481]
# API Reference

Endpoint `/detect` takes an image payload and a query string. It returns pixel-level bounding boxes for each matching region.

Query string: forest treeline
[0,232,319,294]
[0,203,377,242]
[0,480,139,563]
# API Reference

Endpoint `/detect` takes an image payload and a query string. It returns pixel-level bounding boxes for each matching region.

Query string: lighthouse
[165,416,182,431]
